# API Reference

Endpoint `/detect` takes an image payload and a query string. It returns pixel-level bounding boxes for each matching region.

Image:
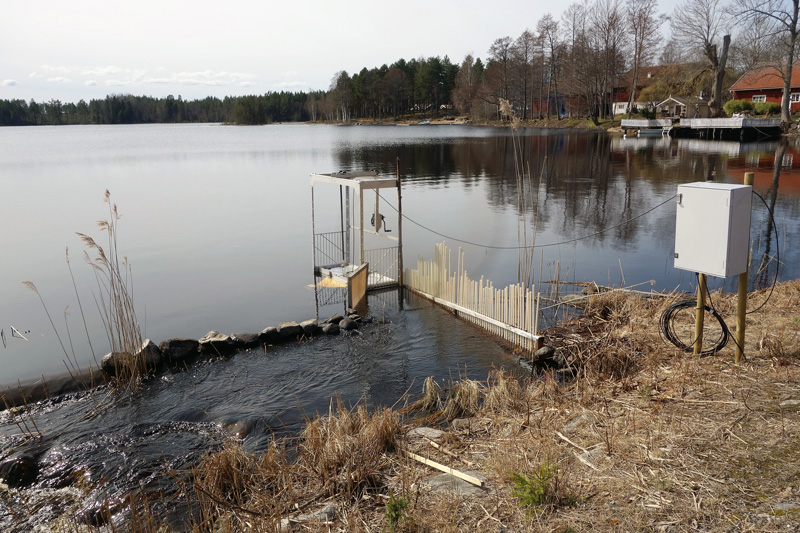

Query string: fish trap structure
[310,171,403,310]
[404,242,543,354]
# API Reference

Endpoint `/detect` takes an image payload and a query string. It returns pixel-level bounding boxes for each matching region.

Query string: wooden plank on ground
[402,449,484,487]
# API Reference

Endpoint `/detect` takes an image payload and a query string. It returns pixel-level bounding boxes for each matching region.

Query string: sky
[1,0,679,104]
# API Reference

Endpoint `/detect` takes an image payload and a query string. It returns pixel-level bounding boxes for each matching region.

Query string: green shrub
[511,457,578,516]
[724,99,753,116]
[639,106,656,120]
[385,492,409,532]
[753,101,781,115]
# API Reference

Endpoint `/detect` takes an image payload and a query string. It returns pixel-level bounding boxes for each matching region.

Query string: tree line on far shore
[0,93,311,126]
[2,0,799,127]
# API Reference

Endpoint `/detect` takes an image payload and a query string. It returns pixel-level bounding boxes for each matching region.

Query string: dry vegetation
[163,279,800,532]
[6,280,798,531]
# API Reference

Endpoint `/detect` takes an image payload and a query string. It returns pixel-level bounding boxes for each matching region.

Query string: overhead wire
[379,192,678,250]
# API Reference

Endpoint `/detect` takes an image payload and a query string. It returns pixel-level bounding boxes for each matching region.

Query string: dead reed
[77,190,145,391]
[190,398,401,530]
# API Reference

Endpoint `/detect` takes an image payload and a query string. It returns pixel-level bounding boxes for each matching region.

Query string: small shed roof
[656,95,708,107]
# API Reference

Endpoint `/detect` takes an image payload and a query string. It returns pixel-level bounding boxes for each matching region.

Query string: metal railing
[314,231,347,267]
[364,247,399,289]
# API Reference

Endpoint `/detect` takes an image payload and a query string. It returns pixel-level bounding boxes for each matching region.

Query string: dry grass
[189,399,401,531]
[57,279,800,531]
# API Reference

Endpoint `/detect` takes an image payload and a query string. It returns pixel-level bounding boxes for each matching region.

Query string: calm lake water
[1,124,798,383]
[1,124,799,529]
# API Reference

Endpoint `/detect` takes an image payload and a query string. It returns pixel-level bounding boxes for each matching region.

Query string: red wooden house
[730,64,800,110]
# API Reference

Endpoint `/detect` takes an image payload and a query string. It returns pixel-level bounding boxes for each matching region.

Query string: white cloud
[142,70,257,87]
[106,79,133,87]
[47,77,71,83]
[81,66,123,77]
[29,72,39,78]
[85,80,97,87]
[281,70,299,78]
[41,64,71,74]
[273,81,308,89]
[2,79,19,86]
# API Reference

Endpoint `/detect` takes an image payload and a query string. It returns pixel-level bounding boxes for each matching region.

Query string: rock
[409,427,446,440]
[339,318,358,331]
[159,338,200,364]
[532,345,567,369]
[326,314,344,324]
[198,331,235,355]
[231,333,260,347]
[278,503,338,530]
[100,339,162,376]
[321,323,340,335]
[276,322,303,339]
[298,503,338,522]
[0,455,38,488]
[561,412,592,434]
[100,352,124,376]
[535,345,556,359]
[138,339,163,372]
[345,307,357,316]
[300,319,320,337]
[259,326,278,343]
[347,313,363,322]
[450,418,473,430]
[424,471,485,496]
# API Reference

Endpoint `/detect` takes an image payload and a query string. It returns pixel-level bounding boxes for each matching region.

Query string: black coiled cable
[659,300,730,356]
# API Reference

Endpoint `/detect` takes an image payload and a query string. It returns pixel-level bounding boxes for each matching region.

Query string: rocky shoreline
[0,308,369,411]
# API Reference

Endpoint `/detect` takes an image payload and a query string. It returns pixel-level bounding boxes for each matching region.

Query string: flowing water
[1,124,799,529]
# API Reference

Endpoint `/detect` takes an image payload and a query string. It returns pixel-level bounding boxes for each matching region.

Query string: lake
[2,124,799,530]
[1,124,798,384]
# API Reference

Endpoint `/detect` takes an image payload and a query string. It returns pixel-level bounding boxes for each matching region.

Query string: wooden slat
[402,450,484,487]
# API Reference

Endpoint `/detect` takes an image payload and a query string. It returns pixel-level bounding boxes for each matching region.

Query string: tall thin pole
[359,186,364,266]
[310,183,320,320]
[339,185,345,263]
[735,172,754,363]
[396,157,404,289]
[693,273,707,357]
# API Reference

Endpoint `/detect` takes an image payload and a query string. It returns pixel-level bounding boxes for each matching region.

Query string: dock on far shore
[621,117,783,141]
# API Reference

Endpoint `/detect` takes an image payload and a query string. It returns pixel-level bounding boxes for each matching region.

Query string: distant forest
[0,57,460,127]
[3,0,797,126]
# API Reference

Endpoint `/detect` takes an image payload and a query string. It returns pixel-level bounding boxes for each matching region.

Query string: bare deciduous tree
[627,0,663,117]
[671,0,731,117]
[734,0,799,125]
[513,30,537,119]
[488,36,514,101]
[538,14,562,119]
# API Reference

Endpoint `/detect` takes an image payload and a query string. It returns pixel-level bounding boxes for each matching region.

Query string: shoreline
[3,279,799,530]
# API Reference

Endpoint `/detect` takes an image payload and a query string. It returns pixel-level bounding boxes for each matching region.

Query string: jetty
[621,117,782,141]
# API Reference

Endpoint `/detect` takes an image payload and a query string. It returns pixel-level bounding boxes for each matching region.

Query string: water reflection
[333,127,797,297]
[2,125,799,384]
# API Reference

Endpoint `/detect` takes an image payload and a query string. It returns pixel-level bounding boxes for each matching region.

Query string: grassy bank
[183,279,800,531]
[5,280,798,531]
